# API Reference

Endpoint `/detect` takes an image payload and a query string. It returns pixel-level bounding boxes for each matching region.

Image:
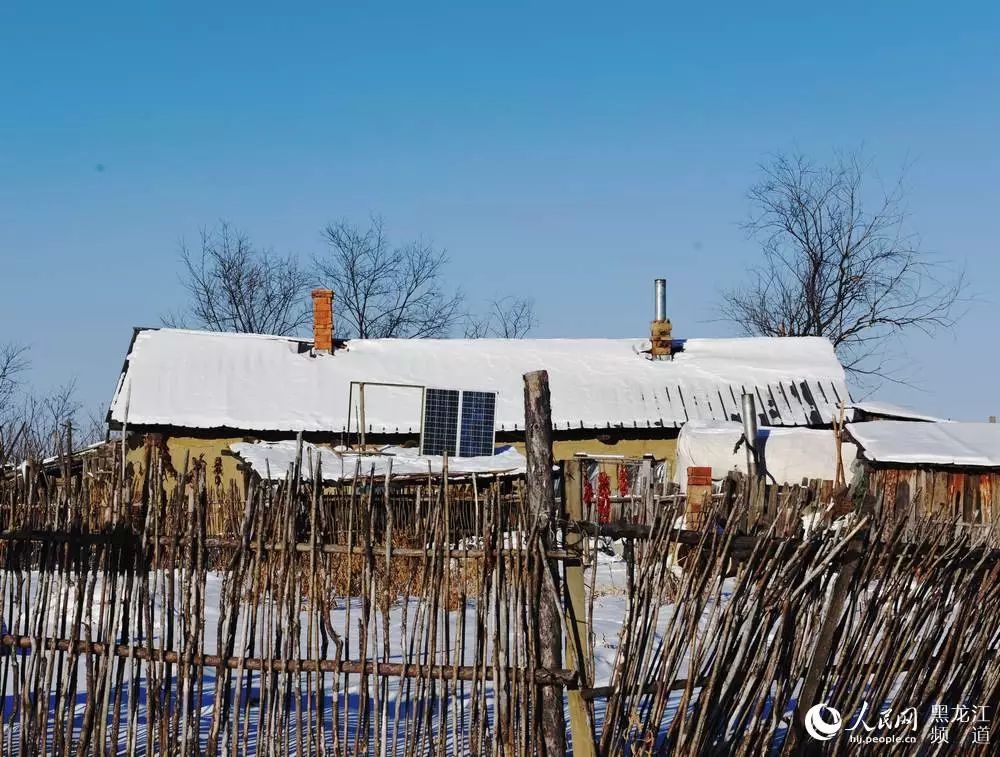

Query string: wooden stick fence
[562,462,1000,756]
[2,378,999,754]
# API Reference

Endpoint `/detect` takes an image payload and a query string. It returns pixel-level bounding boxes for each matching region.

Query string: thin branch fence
[0,384,998,754]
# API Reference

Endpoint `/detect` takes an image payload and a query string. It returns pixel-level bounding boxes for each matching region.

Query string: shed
[848,420,1000,532]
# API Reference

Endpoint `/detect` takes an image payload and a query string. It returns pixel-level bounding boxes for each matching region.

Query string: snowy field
[0,545,707,755]
[0,541,862,755]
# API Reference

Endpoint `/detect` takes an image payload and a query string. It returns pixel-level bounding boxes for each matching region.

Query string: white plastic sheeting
[229,440,528,481]
[108,328,849,433]
[849,421,1000,468]
[673,421,858,488]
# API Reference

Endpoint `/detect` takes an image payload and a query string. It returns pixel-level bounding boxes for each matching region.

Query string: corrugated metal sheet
[108,328,850,434]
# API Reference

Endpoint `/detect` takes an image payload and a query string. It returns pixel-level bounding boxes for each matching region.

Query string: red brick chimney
[311,289,334,353]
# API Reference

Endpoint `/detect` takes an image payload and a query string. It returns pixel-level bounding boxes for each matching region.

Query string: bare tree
[164,222,311,335]
[0,344,29,463]
[465,296,537,338]
[721,151,965,384]
[1,384,97,465]
[0,343,28,417]
[0,345,106,466]
[315,217,464,338]
[16,382,83,459]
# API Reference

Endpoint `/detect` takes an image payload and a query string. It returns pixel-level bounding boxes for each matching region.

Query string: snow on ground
[0,546,734,754]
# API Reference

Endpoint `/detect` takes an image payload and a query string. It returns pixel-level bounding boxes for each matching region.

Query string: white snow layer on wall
[849,421,1000,467]
[108,328,849,433]
[673,421,858,488]
[229,440,528,481]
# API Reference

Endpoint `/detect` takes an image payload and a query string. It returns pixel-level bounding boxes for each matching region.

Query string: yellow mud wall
[126,433,680,488]
[510,437,678,479]
[125,434,246,493]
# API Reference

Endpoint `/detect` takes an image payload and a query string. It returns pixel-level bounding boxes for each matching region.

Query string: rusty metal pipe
[742,393,759,477]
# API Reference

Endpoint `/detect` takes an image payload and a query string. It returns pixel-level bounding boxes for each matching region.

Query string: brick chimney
[649,278,672,359]
[311,289,334,353]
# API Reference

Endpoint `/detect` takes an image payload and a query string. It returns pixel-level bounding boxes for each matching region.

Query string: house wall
[865,464,999,530]
[512,438,678,479]
[125,433,247,492]
[125,430,680,492]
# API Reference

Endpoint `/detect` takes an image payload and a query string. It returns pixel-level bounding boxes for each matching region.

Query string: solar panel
[421,388,497,457]
[421,388,460,456]
[459,390,497,457]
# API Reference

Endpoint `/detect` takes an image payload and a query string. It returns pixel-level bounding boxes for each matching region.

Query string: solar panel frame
[458,390,497,457]
[420,388,460,456]
[420,387,497,457]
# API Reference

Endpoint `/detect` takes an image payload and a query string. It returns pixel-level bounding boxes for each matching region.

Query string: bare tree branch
[0,381,92,465]
[720,150,967,388]
[465,297,537,338]
[0,344,29,465]
[163,222,311,335]
[0,343,28,417]
[0,345,108,466]
[315,216,465,338]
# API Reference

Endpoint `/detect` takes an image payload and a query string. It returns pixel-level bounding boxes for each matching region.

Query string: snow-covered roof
[849,421,1000,468]
[229,441,527,481]
[848,401,948,423]
[673,421,858,488]
[108,328,849,434]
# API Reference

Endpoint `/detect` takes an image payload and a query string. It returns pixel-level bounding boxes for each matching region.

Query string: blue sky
[1,2,997,421]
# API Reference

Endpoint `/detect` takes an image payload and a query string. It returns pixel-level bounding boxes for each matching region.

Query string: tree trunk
[523,370,566,757]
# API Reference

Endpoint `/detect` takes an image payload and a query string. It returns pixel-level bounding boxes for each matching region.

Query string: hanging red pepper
[583,476,594,506]
[597,471,612,524]
[617,464,630,497]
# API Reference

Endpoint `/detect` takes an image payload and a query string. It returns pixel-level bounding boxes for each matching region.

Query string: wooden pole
[523,370,567,757]
[790,538,863,750]
[834,401,846,489]
[561,459,596,757]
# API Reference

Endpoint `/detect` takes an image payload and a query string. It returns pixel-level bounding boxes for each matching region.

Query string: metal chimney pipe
[741,393,759,478]
[654,279,667,322]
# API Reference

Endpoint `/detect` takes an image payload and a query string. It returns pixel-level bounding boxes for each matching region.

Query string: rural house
[848,420,1000,537]
[106,282,851,485]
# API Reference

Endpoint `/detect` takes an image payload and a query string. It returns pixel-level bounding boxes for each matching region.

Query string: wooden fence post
[561,458,596,757]
[640,454,654,526]
[523,370,567,757]
[790,537,863,750]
